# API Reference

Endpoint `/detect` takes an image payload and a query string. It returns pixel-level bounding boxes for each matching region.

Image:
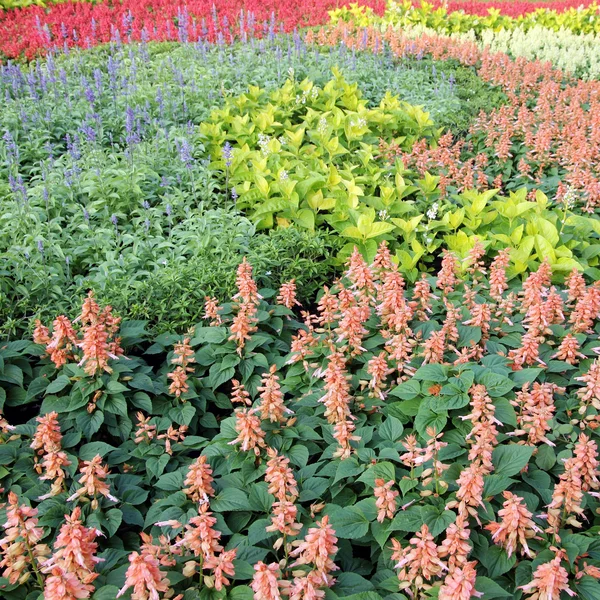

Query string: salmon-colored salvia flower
[290,515,339,576]
[258,365,292,423]
[181,504,223,559]
[367,352,392,400]
[45,315,78,369]
[374,478,398,522]
[277,279,301,310]
[266,499,303,539]
[347,247,375,301]
[573,433,600,492]
[576,358,600,413]
[230,379,252,406]
[42,506,102,583]
[0,492,48,585]
[392,524,447,594]
[229,302,259,356]
[167,366,190,398]
[520,551,575,600]
[438,560,482,600]
[116,550,171,600]
[31,411,63,454]
[251,562,289,600]
[448,463,485,521]
[289,571,328,600]
[317,286,339,327]
[265,448,298,501]
[134,413,157,444]
[204,296,223,326]
[565,269,586,303]
[33,319,51,345]
[229,408,266,455]
[546,456,584,534]
[439,515,471,571]
[437,250,459,295]
[233,258,262,306]
[485,491,541,557]
[204,548,237,591]
[44,566,95,600]
[183,455,215,504]
[552,334,585,365]
[67,454,118,509]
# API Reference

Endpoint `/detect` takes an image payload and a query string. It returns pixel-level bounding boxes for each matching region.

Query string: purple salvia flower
[165,204,172,217]
[222,141,233,168]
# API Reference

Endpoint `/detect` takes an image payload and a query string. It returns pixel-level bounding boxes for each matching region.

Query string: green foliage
[200,68,438,235]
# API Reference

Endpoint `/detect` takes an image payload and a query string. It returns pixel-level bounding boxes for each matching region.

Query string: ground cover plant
[3,0,600,599]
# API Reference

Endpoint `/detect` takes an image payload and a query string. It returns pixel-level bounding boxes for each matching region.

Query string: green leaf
[288,445,309,468]
[79,442,116,460]
[390,379,421,400]
[421,505,456,537]
[413,364,447,382]
[379,416,404,443]
[576,576,600,600]
[479,545,516,578]
[211,488,252,512]
[333,458,364,484]
[45,374,71,394]
[334,573,374,595]
[156,471,184,491]
[475,576,512,599]
[492,445,534,477]
[479,372,514,397]
[93,586,121,600]
[389,506,424,533]
[414,403,447,438]
[328,505,370,539]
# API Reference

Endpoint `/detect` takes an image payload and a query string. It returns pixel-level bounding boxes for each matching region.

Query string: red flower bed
[430,0,598,16]
[0,0,385,60]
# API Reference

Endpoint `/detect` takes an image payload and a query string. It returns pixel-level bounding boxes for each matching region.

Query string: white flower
[279,170,288,181]
[378,209,389,220]
[426,202,439,220]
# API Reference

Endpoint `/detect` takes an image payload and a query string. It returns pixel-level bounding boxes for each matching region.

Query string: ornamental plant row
[1,244,600,599]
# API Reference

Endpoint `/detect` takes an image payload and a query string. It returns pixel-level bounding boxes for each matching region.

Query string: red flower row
[0,0,385,60]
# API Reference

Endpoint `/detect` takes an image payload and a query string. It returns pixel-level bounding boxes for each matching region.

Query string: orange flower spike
[520,551,575,600]
[277,279,301,310]
[265,448,298,502]
[229,302,259,355]
[42,506,102,579]
[233,258,262,305]
[371,240,393,276]
[546,457,585,534]
[565,268,586,303]
[576,358,600,413]
[552,334,585,365]
[266,500,302,539]
[204,296,223,326]
[374,478,398,523]
[488,249,511,301]
[181,505,223,559]
[573,433,600,492]
[394,524,447,591]
[33,319,50,345]
[251,562,289,600]
[437,250,459,295]
[228,408,266,455]
[423,330,446,365]
[257,365,292,424]
[167,366,189,399]
[290,515,339,576]
[0,492,48,584]
[438,515,471,571]
[183,455,215,504]
[67,455,117,509]
[439,560,482,600]
[31,411,63,454]
[171,337,195,371]
[317,286,339,326]
[485,491,541,558]
[44,566,95,600]
[76,291,101,325]
[230,379,252,406]
[205,548,237,591]
[332,419,361,460]
[116,550,171,600]
[347,247,375,301]
[367,351,392,400]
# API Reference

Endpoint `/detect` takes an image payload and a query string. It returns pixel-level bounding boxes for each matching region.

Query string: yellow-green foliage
[200,69,439,237]
[330,1,600,36]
